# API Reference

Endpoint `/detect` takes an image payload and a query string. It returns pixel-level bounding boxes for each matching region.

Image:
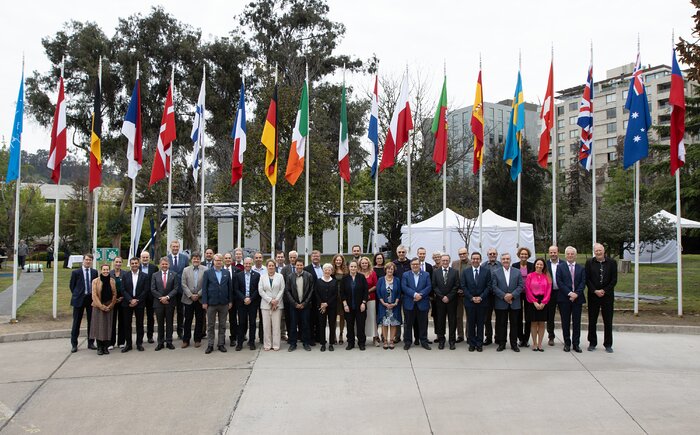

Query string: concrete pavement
[1,332,699,434]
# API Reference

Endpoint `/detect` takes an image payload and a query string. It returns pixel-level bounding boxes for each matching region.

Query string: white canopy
[623,209,700,264]
[401,208,536,262]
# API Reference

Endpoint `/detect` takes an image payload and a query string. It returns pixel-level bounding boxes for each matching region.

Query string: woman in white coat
[259,259,286,351]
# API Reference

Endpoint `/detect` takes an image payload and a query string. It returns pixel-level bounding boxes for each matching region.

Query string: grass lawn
[0,261,20,291]
[15,267,74,323]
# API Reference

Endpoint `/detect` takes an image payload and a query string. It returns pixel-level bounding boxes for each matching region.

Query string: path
[0,272,43,321]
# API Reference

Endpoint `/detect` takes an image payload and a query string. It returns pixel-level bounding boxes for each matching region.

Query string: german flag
[89,74,102,192]
[261,84,278,186]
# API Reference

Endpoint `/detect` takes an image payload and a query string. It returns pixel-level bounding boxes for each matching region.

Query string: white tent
[401,208,536,261]
[623,210,700,264]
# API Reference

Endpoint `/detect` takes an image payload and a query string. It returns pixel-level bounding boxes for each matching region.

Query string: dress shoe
[288,345,297,352]
[194,342,201,348]
[538,348,544,352]
[573,345,582,353]
[548,338,555,346]
[414,339,420,345]
[421,343,431,350]
[121,346,132,353]
[155,344,164,351]
[218,345,227,353]
[249,343,256,350]
[483,338,492,346]
[205,346,213,354]
[346,343,355,350]
[359,344,366,351]
[97,347,104,356]
[519,341,529,348]
[532,347,539,352]
[235,344,243,351]
[438,342,445,350]
[88,343,97,350]
[449,343,456,350]
[303,344,311,351]
[426,339,433,344]
[403,343,411,350]
[468,345,475,352]
[166,343,175,350]
[320,344,326,352]
[511,345,520,352]
[71,346,78,353]
[181,342,189,349]
[328,344,334,351]
[587,345,596,352]
[456,337,464,343]
[230,338,236,347]
[137,345,145,351]
[497,344,505,352]
[148,337,155,344]
[605,347,614,353]
[476,347,483,352]
[563,345,571,352]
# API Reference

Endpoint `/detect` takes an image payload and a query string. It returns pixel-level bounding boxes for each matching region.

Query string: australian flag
[623,53,652,169]
[577,63,594,170]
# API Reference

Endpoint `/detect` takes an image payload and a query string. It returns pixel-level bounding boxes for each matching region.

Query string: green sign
[95,248,120,263]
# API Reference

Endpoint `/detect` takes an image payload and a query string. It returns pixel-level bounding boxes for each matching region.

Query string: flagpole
[633,161,640,315]
[130,61,140,258]
[339,65,345,255]
[406,66,412,255]
[442,61,447,253]
[478,56,483,251]
[373,72,379,254]
[10,55,25,323]
[516,52,522,248]
[271,64,278,257]
[676,170,682,316]
[304,62,310,264]
[93,56,102,258]
[237,76,244,249]
[52,58,64,319]
[200,65,206,252]
[591,42,597,249]
[551,46,557,247]
[167,65,174,250]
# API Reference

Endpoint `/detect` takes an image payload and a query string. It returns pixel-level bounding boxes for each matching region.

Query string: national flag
[431,76,448,173]
[368,75,379,178]
[47,75,67,184]
[149,79,176,187]
[6,70,23,183]
[122,78,142,180]
[471,70,484,174]
[261,84,278,186]
[88,77,102,192]
[231,82,247,185]
[623,53,652,169]
[285,77,309,185]
[379,73,412,172]
[503,71,524,181]
[191,75,206,182]
[577,63,594,171]
[670,48,686,175]
[538,61,554,168]
[338,83,350,183]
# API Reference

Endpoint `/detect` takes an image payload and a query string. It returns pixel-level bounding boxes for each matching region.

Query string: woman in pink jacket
[525,258,551,352]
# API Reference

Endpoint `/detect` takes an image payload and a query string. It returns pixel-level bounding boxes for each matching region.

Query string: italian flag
[285,78,309,185]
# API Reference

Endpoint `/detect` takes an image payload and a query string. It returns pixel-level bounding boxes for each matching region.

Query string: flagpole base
[10,318,19,324]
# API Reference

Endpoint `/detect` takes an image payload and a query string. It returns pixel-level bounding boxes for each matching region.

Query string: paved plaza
[0,331,698,434]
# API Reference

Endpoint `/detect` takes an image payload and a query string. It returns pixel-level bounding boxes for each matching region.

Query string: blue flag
[368,75,379,178]
[503,71,524,181]
[623,53,652,169]
[6,71,24,182]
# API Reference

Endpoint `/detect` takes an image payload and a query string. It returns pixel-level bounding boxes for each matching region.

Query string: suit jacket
[460,266,492,307]
[491,267,524,310]
[584,257,618,295]
[280,264,295,279]
[420,262,433,276]
[304,263,324,284]
[258,272,285,310]
[168,253,189,286]
[121,270,149,307]
[139,263,159,298]
[401,271,432,311]
[547,260,562,292]
[284,270,315,308]
[234,270,261,304]
[340,273,369,311]
[201,268,233,306]
[181,264,207,305]
[556,262,587,304]
[150,270,180,307]
[431,266,460,302]
[69,267,98,307]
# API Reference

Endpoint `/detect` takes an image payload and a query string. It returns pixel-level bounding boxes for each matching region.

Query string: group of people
[68,241,617,356]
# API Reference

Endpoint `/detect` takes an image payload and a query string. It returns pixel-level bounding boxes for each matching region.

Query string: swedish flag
[503,71,524,181]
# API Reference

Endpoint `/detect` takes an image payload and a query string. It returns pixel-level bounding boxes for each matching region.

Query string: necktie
[245,273,250,297]
[443,268,447,284]
[173,255,177,268]
[569,264,575,290]
[133,273,137,297]
[474,268,479,282]
[84,269,90,295]
[162,272,167,288]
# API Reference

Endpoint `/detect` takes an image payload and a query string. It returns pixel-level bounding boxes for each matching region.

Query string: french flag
[231,82,247,185]
[368,75,379,178]
[122,79,142,180]
[670,48,685,175]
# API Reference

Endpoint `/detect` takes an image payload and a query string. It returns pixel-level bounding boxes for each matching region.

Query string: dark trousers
[176,296,184,338]
[310,298,320,344]
[466,303,487,347]
[71,298,93,347]
[484,294,495,341]
[237,302,259,345]
[546,290,559,339]
[344,308,367,345]
[319,305,337,345]
[289,305,311,346]
[403,307,428,345]
[155,303,175,345]
[18,256,26,269]
[228,301,239,343]
[110,304,125,347]
[495,307,519,346]
[145,293,155,339]
[558,300,582,346]
[518,301,532,344]
[434,298,457,344]
[122,304,144,347]
[455,294,465,339]
[183,301,204,343]
[587,292,614,348]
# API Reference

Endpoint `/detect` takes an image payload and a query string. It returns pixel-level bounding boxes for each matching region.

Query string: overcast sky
[0,0,696,155]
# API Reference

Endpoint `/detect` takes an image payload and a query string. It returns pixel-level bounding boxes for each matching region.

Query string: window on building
[657,82,671,93]
[657,98,669,108]
[608,152,617,162]
[557,106,565,116]
[570,143,579,153]
[558,159,566,169]
[623,120,628,129]
[569,102,578,111]
[557,119,564,128]
[606,108,616,119]
[569,130,577,139]
[622,90,629,100]
[607,137,617,148]
[605,94,616,104]
[659,114,671,125]
[498,110,503,121]
[607,123,617,134]
[557,132,565,141]
[498,134,503,144]
[558,145,565,156]
[569,115,577,125]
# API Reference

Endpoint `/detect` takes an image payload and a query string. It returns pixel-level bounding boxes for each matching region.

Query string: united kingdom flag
[577,63,594,171]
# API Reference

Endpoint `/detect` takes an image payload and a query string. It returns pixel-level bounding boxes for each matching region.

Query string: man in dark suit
[233,248,245,271]
[234,257,260,350]
[401,257,432,350]
[586,243,617,353]
[202,254,234,354]
[546,245,562,346]
[151,256,180,350]
[491,253,524,352]
[121,257,148,352]
[284,259,315,352]
[452,248,470,344]
[223,252,239,347]
[69,253,98,352]
[481,248,502,346]
[305,250,323,345]
[202,248,215,268]
[167,240,189,339]
[417,247,434,344]
[432,253,459,349]
[139,251,158,344]
[556,246,586,353]
[462,252,493,352]
[281,250,298,277]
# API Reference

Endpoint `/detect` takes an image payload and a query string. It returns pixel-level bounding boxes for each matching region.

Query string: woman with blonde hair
[331,254,348,344]
[90,264,117,355]
[376,262,401,350]
[259,259,285,351]
[359,256,380,346]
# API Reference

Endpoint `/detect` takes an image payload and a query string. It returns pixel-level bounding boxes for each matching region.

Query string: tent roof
[409,208,467,229]
[474,209,533,230]
[655,210,700,229]
[403,208,533,232]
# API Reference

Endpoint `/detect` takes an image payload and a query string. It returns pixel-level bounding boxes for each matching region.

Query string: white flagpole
[516,53,521,248]
[237,180,243,248]
[304,62,310,265]
[130,61,140,259]
[93,56,102,258]
[200,65,206,252]
[591,42,597,249]
[167,66,174,249]
[10,56,25,323]
[633,161,640,315]
[442,62,447,253]
[339,65,345,255]
[52,58,64,319]
[676,171,683,316]
[271,64,277,258]
[551,46,558,247]
[406,67,412,255]
[373,72,379,254]
[479,57,484,251]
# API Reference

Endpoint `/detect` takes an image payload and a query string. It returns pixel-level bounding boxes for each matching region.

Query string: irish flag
[285,77,309,185]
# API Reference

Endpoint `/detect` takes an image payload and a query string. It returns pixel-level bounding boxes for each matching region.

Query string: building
[448,100,540,177]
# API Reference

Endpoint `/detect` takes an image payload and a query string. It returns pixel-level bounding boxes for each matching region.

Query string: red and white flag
[379,73,412,172]
[149,80,176,187]
[670,48,686,175]
[538,60,554,168]
[47,76,66,184]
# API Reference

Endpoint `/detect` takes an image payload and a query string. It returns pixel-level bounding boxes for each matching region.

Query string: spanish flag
[471,70,484,174]
[89,75,102,192]
[261,84,278,186]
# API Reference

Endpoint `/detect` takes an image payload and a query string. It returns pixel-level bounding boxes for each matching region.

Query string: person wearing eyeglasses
[585,243,617,353]
[481,247,502,346]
